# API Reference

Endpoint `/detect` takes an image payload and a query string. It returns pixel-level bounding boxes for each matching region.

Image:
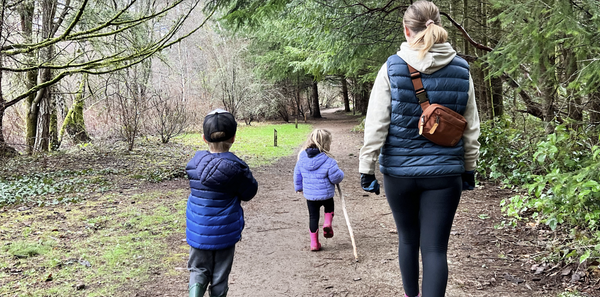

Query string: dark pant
[188,245,235,297]
[306,198,334,233]
[383,175,462,297]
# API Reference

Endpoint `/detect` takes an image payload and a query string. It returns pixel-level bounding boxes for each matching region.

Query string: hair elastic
[425,20,435,27]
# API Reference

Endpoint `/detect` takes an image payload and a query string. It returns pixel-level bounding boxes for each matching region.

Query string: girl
[294,129,344,251]
[358,1,481,296]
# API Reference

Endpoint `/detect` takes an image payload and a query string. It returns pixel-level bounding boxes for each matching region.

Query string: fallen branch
[336,184,358,262]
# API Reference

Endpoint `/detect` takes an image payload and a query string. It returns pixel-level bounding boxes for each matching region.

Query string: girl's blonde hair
[300,129,333,158]
[404,1,448,59]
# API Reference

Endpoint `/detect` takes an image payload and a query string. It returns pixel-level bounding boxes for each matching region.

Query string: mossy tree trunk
[49,84,60,150]
[0,58,19,158]
[564,48,582,130]
[60,76,91,144]
[32,0,58,152]
[33,77,51,152]
[19,1,39,154]
[539,43,557,135]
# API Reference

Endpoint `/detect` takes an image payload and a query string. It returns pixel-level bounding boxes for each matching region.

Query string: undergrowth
[481,117,600,264]
[0,123,313,206]
[0,122,312,296]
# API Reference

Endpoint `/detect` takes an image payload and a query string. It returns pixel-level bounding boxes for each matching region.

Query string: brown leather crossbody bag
[408,63,467,147]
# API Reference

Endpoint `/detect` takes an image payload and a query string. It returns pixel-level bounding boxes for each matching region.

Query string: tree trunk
[564,49,582,129]
[341,77,350,112]
[20,2,39,154]
[60,76,91,144]
[359,83,370,116]
[49,85,59,150]
[474,63,489,120]
[311,79,321,118]
[462,0,469,56]
[33,0,58,152]
[489,12,503,119]
[33,87,51,152]
[0,62,19,157]
[539,57,557,134]
[490,76,503,118]
[0,104,18,158]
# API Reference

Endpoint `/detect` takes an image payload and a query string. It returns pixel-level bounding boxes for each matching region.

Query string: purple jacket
[294,148,344,201]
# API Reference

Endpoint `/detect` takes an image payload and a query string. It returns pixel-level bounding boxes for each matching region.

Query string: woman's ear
[404,24,411,38]
[202,134,208,143]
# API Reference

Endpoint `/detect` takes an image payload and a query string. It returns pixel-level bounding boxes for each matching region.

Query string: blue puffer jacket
[185,151,258,250]
[294,148,344,201]
[380,55,470,177]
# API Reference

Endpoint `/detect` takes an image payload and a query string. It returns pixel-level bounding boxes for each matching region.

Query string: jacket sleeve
[293,162,303,191]
[237,167,258,201]
[462,75,481,171]
[359,63,392,175]
[327,160,344,185]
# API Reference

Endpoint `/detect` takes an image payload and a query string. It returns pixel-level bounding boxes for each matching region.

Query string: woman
[358,1,480,297]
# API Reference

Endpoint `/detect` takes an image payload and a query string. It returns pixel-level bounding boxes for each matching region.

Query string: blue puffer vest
[380,55,470,177]
[185,151,258,250]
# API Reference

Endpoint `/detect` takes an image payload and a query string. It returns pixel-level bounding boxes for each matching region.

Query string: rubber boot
[310,231,321,251]
[323,212,334,238]
[405,294,420,297]
[189,283,207,297]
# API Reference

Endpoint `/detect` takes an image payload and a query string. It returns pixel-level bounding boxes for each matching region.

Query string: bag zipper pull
[419,116,424,135]
[430,116,439,134]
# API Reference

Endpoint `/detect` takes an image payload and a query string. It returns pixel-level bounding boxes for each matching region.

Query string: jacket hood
[187,151,245,190]
[397,42,456,74]
[299,150,328,171]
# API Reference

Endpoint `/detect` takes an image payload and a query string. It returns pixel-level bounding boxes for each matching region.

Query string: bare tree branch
[440,11,493,52]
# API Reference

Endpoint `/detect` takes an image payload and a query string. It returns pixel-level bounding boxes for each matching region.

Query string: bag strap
[407,64,430,111]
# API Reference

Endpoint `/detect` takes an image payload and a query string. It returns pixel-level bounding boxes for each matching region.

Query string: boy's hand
[462,171,475,191]
[360,174,380,195]
[296,190,303,193]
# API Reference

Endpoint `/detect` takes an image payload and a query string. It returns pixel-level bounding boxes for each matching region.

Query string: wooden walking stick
[336,184,358,262]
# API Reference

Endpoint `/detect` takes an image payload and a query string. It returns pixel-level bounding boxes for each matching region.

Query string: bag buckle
[415,89,429,104]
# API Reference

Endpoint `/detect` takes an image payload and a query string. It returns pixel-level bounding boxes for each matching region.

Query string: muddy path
[141,109,580,297]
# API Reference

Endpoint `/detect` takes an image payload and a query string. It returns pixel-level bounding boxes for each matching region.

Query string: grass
[177,123,313,167]
[0,121,313,296]
[0,189,187,296]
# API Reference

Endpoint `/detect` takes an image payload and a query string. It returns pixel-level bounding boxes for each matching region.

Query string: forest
[1,0,600,296]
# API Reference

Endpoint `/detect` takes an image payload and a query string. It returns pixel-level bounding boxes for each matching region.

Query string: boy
[185,109,258,297]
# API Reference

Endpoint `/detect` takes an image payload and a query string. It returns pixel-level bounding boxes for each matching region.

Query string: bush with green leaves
[489,122,600,263]
[477,117,544,186]
[502,125,600,231]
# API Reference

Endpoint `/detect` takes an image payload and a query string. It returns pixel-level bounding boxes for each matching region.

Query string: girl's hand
[296,190,303,193]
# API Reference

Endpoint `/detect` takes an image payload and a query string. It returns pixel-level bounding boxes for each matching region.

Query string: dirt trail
[143,109,565,297]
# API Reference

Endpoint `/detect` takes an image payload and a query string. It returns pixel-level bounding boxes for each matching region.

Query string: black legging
[306,198,334,233]
[384,174,462,297]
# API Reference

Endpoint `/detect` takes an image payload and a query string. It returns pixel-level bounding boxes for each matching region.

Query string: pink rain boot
[310,231,321,251]
[323,212,334,238]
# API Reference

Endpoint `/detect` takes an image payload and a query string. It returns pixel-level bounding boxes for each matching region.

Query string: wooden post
[274,129,277,147]
[295,118,298,129]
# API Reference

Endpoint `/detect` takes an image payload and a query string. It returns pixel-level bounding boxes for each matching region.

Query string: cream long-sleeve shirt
[358,42,481,175]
